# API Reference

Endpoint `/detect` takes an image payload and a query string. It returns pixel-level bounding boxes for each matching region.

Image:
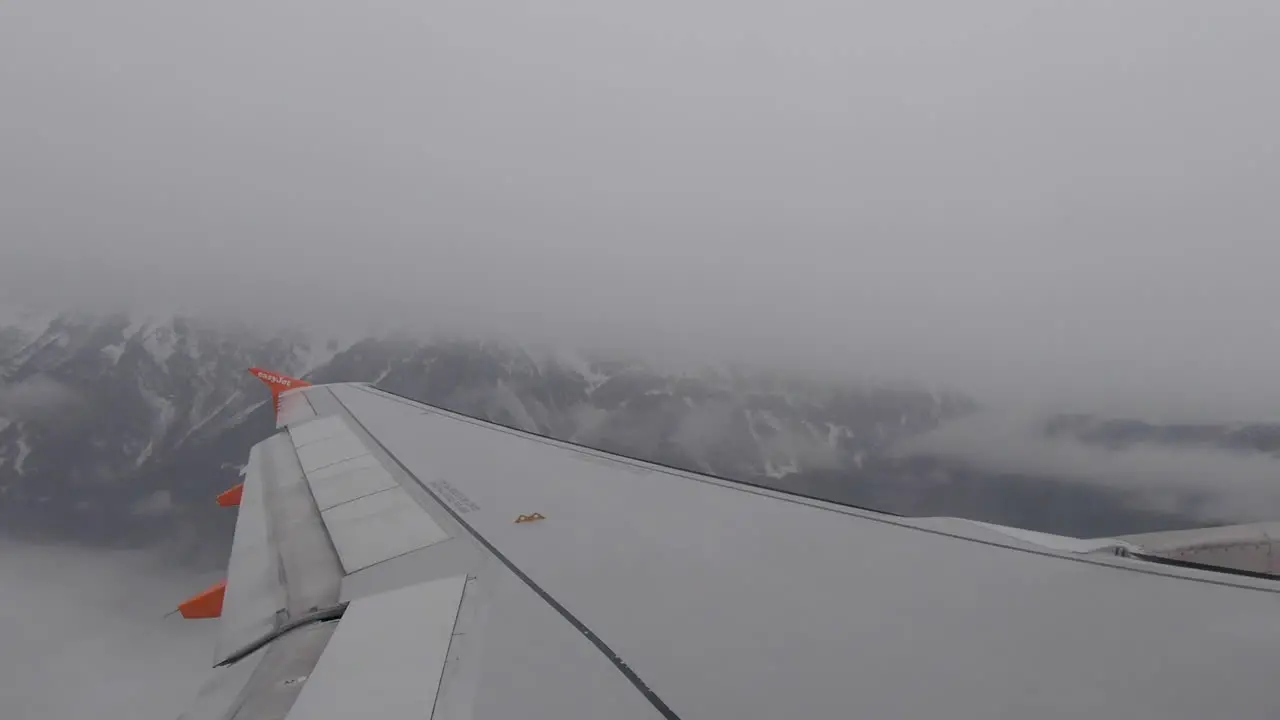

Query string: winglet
[248,367,311,418]
[177,580,226,619]
[217,483,244,507]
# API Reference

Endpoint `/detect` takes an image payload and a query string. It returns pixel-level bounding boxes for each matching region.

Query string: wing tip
[216,483,244,507]
[248,367,311,391]
[177,580,226,619]
[248,367,311,419]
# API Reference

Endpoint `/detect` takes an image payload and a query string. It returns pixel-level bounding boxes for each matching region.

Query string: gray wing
[178,381,1280,720]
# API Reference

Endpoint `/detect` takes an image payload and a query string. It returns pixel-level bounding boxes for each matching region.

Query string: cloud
[0,541,218,720]
[900,409,1280,523]
[1,1,1278,419]
[0,375,83,422]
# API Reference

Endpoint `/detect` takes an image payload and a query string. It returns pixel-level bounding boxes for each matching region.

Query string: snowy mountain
[0,310,1270,567]
[0,313,337,562]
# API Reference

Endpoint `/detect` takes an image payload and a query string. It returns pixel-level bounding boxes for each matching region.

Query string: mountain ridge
[1,309,1274,568]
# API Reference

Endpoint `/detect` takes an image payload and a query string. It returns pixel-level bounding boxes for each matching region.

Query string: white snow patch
[764,457,800,479]
[757,417,804,479]
[552,349,611,392]
[14,432,31,475]
[225,399,267,427]
[135,439,155,468]
[492,380,539,432]
[746,411,763,444]
[178,389,242,445]
[373,364,393,384]
[122,317,149,339]
[141,324,177,364]
[101,343,125,364]
[826,422,854,446]
[292,338,344,377]
[138,378,175,457]
[756,410,783,433]
[217,462,249,476]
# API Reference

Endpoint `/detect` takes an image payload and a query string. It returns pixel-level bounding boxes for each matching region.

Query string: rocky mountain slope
[1,310,1273,567]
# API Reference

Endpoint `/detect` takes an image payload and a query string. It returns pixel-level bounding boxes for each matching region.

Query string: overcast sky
[2,1,1279,418]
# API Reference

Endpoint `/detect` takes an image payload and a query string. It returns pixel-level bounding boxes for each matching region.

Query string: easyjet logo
[255,371,293,387]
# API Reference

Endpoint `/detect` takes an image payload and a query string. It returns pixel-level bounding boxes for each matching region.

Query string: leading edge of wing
[339,383,1280,591]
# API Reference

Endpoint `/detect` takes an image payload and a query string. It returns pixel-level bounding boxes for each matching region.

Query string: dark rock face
[0,310,1265,568]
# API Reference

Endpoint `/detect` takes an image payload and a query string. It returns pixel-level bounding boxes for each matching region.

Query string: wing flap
[305,455,396,511]
[283,575,467,720]
[321,486,451,574]
[285,413,453,574]
[295,433,368,474]
[181,621,339,720]
[287,415,349,447]
[1117,521,1280,577]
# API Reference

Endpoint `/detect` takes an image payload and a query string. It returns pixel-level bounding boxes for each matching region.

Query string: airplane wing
[175,371,1280,720]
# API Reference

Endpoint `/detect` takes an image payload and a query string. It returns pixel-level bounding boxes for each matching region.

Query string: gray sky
[2,1,1279,418]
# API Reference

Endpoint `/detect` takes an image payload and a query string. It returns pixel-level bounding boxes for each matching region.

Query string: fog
[901,410,1280,523]
[3,1,1279,418]
[2,6,1280,716]
[0,376,83,422]
[0,542,218,720]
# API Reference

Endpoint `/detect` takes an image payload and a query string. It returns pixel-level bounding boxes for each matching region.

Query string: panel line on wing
[335,397,686,720]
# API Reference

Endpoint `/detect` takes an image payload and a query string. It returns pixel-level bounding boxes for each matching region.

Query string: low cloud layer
[2,2,1278,418]
[900,410,1280,524]
[0,375,83,422]
[0,542,218,720]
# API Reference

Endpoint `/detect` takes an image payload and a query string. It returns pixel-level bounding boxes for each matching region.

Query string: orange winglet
[248,367,311,419]
[217,483,244,507]
[177,580,226,619]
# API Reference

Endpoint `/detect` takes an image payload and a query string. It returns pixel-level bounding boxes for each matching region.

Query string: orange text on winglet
[248,367,312,419]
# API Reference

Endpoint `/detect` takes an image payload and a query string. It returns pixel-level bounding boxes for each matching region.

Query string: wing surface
[177,379,1280,720]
